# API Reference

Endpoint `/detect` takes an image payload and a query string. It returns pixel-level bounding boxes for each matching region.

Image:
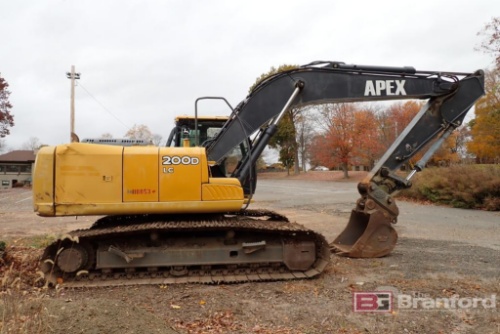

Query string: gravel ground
[0,171,499,333]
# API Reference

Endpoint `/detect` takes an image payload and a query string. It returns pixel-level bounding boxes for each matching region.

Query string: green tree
[0,74,14,137]
[268,110,296,175]
[249,64,298,92]
[250,64,302,175]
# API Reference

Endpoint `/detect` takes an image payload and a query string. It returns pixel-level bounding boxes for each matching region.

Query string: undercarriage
[39,210,330,287]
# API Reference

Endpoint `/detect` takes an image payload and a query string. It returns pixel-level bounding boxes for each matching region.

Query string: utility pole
[66,66,80,142]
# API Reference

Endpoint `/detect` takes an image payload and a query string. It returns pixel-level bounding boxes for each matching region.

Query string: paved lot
[254,179,500,251]
[0,188,96,238]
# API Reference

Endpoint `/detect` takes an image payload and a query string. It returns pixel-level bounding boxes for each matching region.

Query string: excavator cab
[166,115,229,148]
[166,114,256,194]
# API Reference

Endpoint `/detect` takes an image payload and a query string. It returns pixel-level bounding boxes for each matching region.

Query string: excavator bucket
[331,209,397,258]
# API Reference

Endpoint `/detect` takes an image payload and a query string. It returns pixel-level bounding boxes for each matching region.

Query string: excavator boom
[206,61,484,257]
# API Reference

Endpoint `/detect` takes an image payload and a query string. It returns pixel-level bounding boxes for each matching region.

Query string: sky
[0,0,498,152]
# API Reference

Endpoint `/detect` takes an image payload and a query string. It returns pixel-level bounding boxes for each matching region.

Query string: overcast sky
[0,0,497,151]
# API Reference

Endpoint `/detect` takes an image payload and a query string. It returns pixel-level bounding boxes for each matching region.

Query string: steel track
[40,210,331,287]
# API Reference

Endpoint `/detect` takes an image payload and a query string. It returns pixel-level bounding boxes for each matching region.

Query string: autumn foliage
[309,103,357,178]
[257,18,500,175]
[467,68,500,163]
[399,165,500,210]
[308,101,425,177]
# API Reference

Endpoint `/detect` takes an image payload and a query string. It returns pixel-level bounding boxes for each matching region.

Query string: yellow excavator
[33,61,484,287]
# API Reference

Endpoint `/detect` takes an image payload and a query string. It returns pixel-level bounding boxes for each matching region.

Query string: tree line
[253,17,500,177]
[264,100,470,179]
[258,72,498,178]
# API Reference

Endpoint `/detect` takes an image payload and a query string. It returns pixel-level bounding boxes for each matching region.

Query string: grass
[0,235,53,294]
[19,235,58,249]
[2,235,58,250]
[1,291,52,334]
[398,164,500,211]
[0,241,51,334]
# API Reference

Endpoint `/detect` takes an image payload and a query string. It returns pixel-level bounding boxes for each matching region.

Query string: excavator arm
[207,61,485,258]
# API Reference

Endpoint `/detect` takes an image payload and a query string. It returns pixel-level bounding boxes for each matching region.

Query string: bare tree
[125,124,153,142]
[100,133,113,139]
[454,126,472,160]
[296,107,316,172]
[151,134,163,146]
[0,139,6,153]
[21,137,42,151]
[476,17,500,68]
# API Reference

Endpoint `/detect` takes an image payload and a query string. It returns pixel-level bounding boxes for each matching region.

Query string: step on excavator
[33,61,484,287]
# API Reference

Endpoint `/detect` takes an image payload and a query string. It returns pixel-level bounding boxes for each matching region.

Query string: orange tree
[309,101,423,176]
[469,17,500,162]
[309,103,358,178]
[353,107,385,169]
[467,68,500,163]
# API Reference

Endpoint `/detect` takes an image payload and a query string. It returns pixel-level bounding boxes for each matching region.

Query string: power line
[76,81,131,131]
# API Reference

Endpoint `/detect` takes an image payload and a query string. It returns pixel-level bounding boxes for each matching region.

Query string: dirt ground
[0,171,499,334]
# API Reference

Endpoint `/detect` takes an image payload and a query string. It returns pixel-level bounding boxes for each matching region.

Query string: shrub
[398,165,500,211]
